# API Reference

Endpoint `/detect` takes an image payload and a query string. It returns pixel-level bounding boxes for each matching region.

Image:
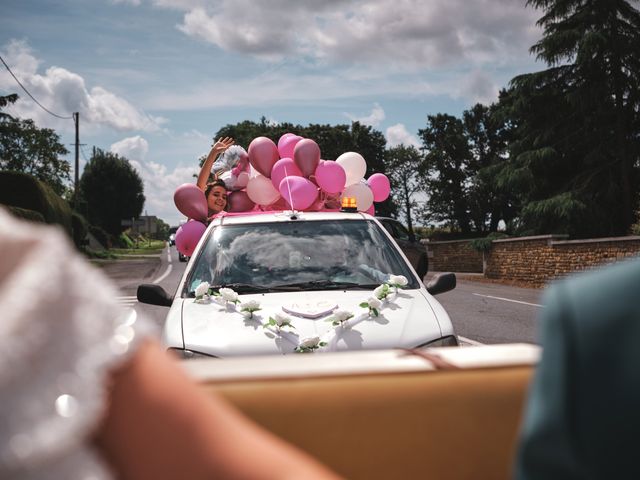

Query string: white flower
[373,284,386,299]
[295,335,327,353]
[240,299,260,310]
[367,297,382,309]
[389,275,408,287]
[195,281,210,298]
[301,336,321,348]
[219,287,239,303]
[333,310,353,323]
[264,312,295,330]
[273,312,291,326]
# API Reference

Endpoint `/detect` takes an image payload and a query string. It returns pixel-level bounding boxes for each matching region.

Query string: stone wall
[426,239,484,273]
[427,235,640,287]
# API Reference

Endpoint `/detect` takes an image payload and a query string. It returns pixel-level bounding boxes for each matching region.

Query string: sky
[1,0,543,226]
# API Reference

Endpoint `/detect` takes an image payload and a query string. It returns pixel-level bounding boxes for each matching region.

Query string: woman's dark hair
[204,179,227,198]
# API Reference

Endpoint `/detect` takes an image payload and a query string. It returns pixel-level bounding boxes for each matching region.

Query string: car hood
[178,289,444,357]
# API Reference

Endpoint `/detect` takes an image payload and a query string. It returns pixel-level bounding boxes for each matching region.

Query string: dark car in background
[168,226,178,246]
[376,217,428,280]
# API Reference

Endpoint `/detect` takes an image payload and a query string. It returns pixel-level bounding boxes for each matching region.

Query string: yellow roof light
[341,196,357,212]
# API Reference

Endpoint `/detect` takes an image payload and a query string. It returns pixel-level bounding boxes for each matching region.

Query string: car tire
[416,254,428,280]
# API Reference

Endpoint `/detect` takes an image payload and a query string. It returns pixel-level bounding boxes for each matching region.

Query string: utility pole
[73,112,79,208]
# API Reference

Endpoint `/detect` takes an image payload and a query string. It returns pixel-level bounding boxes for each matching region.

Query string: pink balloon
[265,196,289,211]
[248,137,279,178]
[271,157,302,190]
[365,205,375,216]
[279,176,318,210]
[227,190,256,212]
[278,135,302,160]
[315,161,346,194]
[174,183,207,222]
[175,220,206,258]
[277,133,296,150]
[294,139,321,177]
[368,173,391,202]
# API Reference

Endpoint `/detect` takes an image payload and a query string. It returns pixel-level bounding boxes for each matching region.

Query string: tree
[499,0,640,237]
[385,145,424,233]
[0,114,71,196]
[463,103,516,232]
[0,93,18,121]
[78,148,145,236]
[418,114,474,233]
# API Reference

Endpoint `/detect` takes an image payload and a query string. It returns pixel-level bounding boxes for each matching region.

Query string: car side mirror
[426,273,456,296]
[137,283,173,307]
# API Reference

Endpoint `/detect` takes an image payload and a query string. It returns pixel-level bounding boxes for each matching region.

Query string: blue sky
[1,0,542,226]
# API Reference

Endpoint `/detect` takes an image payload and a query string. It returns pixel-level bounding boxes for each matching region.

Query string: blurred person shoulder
[515,257,640,480]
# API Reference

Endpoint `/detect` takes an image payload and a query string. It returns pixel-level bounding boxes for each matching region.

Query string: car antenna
[283,166,299,220]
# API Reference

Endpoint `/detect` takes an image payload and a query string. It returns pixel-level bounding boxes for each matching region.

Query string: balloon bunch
[173,184,208,257]
[232,133,391,213]
[171,133,392,257]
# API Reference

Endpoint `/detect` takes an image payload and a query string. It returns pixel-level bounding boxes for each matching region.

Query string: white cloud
[110,135,149,161]
[345,103,385,127]
[385,123,420,148]
[111,136,198,225]
[111,0,142,5]
[0,40,166,133]
[165,0,540,68]
[458,69,500,105]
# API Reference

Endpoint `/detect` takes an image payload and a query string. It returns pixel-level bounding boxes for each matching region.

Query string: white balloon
[219,170,250,191]
[236,171,249,189]
[246,174,281,205]
[341,182,374,212]
[249,164,261,179]
[336,151,367,186]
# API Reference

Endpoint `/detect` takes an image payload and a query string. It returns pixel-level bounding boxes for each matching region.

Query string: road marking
[153,264,173,284]
[458,335,484,346]
[472,293,543,308]
[167,250,172,263]
[116,296,137,307]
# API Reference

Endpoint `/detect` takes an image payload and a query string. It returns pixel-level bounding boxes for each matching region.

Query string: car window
[393,221,411,241]
[185,219,419,294]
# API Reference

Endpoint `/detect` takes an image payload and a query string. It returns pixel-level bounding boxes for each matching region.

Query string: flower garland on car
[193,274,408,352]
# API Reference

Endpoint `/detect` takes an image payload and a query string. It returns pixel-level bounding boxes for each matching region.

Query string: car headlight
[415,335,459,349]
[167,348,218,360]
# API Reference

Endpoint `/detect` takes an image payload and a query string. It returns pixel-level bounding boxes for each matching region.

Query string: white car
[138,211,457,358]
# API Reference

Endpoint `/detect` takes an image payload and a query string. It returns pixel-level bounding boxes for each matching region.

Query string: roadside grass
[110,240,165,256]
[84,240,166,260]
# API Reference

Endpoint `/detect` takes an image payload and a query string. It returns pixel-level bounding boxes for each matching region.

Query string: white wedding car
[138,210,458,358]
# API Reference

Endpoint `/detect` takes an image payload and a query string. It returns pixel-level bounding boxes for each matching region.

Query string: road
[98,246,545,344]
[429,273,544,345]
[94,246,185,329]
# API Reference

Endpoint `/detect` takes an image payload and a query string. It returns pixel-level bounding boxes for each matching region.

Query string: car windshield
[184,219,420,295]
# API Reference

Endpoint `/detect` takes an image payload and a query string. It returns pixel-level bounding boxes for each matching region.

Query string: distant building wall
[426,239,484,273]
[427,234,640,287]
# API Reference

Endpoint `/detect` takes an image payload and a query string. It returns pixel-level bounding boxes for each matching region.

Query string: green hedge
[6,205,46,223]
[0,171,72,235]
[71,211,89,247]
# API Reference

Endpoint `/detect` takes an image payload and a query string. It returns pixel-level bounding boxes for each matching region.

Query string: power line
[80,144,90,163]
[0,54,73,120]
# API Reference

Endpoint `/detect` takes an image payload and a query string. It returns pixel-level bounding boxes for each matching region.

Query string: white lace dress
[0,209,155,479]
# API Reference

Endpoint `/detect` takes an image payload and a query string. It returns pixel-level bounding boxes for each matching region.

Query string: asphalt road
[429,273,544,345]
[97,246,546,344]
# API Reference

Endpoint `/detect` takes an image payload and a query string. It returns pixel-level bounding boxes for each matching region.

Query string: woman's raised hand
[211,136,234,153]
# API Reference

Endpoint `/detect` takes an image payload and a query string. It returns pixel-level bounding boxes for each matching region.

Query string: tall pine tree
[500,0,640,236]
